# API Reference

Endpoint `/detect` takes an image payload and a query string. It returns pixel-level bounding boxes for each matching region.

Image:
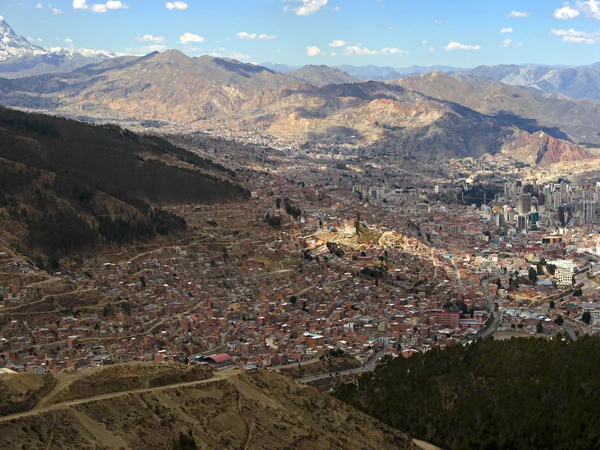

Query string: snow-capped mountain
[0,16,123,78]
[0,15,46,60]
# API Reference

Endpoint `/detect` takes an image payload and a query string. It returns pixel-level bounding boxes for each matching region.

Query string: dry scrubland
[0,372,56,416]
[0,365,419,450]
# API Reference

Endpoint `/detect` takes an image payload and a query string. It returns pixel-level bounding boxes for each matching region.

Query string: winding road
[0,370,238,424]
[298,344,389,383]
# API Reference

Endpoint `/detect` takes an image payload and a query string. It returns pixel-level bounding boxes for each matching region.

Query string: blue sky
[2,0,600,67]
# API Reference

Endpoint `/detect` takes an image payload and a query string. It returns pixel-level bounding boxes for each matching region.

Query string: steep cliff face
[502,131,592,166]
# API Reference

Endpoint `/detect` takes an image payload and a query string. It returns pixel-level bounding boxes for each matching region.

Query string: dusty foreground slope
[0,365,418,450]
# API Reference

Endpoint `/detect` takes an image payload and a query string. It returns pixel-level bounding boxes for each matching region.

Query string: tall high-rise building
[518,193,532,215]
[583,201,597,223]
[558,205,566,227]
[494,213,505,228]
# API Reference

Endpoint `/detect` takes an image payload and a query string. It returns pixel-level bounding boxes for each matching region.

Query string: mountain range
[1,16,599,104]
[262,61,600,103]
[0,48,595,166]
[0,16,120,78]
[0,17,598,167]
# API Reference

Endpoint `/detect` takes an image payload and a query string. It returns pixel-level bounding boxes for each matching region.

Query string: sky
[2,0,600,67]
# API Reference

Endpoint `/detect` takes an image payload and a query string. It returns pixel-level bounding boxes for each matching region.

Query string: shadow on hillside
[492,111,572,142]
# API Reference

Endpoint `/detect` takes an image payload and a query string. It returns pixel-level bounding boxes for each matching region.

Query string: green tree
[549,300,555,309]
[582,311,592,324]
[333,335,600,450]
[554,315,564,326]
[172,431,198,450]
[536,320,544,333]
[529,267,538,283]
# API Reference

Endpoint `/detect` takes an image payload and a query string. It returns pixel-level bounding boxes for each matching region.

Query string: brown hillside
[0,368,420,450]
[393,71,600,145]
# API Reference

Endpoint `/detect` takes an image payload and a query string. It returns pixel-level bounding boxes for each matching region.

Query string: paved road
[453,264,464,293]
[269,358,320,371]
[480,279,501,339]
[297,345,389,383]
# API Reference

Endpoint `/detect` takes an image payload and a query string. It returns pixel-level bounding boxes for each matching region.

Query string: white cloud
[551,28,599,43]
[340,44,404,56]
[563,35,595,42]
[73,0,88,10]
[237,32,275,40]
[577,0,600,20]
[74,0,126,12]
[429,47,435,52]
[36,3,43,8]
[381,47,402,55]
[37,38,43,42]
[106,1,126,9]
[508,10,530,18]
[500,27,513,33]
[285,0,328,16]
[137,34,165,43]
[306,45,322,56]
[345,45,378,55]
[434,19,442,24]
[178,32,205,44]
[444,40,481,50]
[52,8,63,14]
[329,39,347,47]
[65,38,73,43]
[554,5,580,19]
[166,1,188,10]
[500,39,523,48]
[330,51,337,56]
[422,40,427,44]
[333,6,340,11]
[90,4,107,12]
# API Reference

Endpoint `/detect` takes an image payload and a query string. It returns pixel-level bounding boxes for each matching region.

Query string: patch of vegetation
[334,336,600,450]
[0,106,249,257]
[284,198,302,219]
[172,430,198,450]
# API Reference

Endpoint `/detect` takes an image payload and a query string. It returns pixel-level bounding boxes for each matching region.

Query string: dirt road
[0,369,238,424]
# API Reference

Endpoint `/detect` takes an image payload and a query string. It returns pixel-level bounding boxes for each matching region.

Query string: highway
[297,344,389,383]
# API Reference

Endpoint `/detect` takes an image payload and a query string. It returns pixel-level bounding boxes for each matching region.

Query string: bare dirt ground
[0,366,421,450]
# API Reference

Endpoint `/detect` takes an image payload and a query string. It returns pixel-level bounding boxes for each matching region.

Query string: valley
[1,9,600,450]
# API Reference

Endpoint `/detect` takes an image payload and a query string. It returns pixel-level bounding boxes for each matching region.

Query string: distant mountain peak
[0,16,45,61]
[0,16,123,77]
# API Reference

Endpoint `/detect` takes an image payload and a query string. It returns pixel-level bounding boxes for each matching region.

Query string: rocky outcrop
[502,131,591,166]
